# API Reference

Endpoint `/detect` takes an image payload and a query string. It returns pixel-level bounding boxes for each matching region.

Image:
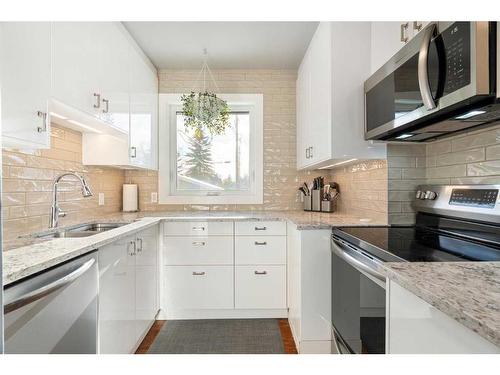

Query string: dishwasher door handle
[4,258,96,314]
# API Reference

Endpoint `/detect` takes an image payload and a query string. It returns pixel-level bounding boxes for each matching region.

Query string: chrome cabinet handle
[413,21,422,32]
[192,241,206,246]
[418,23,437,110]
[130,146,137,158]
[129,240,137,256]
[400,22,409,43]
[254,241,267,246]
[93,93,101,109]
[305,148,310,159]
[254,270,267,275]
[36,111,47,133]
[254,226,267,231]
[309,146,313,158]
[102,98,109,113]
[4,258,95,314]
[192,226,205,231]
[136,238,143,253]
[192,271,205,276]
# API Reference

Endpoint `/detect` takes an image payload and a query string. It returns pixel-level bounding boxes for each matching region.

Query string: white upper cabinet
[296,22,386,170]
[53,22,130,133]
[52,23,104,120]
[129,45,158,169]
[1,22,52,148]
[370,21,430,73]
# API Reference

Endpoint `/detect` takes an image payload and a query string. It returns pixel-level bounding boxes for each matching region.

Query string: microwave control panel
[441,22,471,94]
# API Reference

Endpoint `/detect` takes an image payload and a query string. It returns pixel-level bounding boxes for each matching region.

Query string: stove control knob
[425,191,437,200]
[416,190,423,199]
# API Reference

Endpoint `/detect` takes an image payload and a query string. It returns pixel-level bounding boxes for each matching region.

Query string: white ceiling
[123,22,318,69]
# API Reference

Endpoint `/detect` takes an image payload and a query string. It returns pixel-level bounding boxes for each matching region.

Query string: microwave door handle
[418,23,438,110]
[3,258,95,314]
[331,238,385,281]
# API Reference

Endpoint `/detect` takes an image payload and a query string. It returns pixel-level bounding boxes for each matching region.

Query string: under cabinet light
[319,158,358,169]
[395,133,415,140]
[67,119,103,134]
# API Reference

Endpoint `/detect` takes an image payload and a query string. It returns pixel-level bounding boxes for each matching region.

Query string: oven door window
[332,251,386,354]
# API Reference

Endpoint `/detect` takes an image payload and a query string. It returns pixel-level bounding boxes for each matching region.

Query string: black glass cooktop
[333,226,500,263]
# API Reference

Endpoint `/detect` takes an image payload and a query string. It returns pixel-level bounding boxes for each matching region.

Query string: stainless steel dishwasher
[3,251,98,354]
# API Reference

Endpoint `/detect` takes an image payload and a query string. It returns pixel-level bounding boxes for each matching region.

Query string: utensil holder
[321,200,335,213]
[312,190,321,212]
[303,195,312,211]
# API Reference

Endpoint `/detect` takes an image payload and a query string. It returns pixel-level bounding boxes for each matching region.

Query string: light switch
[98,193,105,206]
[151,192,158,203]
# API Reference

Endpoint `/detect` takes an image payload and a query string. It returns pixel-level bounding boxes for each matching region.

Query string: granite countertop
[379,262,500,348]
[3,210,385,285]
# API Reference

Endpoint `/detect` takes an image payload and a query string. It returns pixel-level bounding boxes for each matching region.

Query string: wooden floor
[135,319,298,354]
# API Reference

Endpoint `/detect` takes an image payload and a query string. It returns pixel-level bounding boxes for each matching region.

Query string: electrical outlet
[98,192,105,206]
[151,192,158,203]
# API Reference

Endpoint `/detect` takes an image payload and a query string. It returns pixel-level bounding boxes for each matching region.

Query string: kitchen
[1,1,500,373]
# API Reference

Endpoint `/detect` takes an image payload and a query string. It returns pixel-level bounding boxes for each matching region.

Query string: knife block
[311,190,321,212]
[303,195,312,211]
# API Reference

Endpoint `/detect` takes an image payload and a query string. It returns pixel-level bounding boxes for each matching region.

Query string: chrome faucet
[49,172,94,229]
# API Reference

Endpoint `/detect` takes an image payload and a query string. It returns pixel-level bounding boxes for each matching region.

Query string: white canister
[123,184,138,212]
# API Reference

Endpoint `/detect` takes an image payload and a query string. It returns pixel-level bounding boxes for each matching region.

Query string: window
[158,94,263,204]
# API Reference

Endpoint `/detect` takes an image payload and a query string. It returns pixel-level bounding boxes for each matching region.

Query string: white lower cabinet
[162,220,287,320]
[387,281,500,354]
[235,266,286,309]
[164,266,234,310]
[98,225,159,354]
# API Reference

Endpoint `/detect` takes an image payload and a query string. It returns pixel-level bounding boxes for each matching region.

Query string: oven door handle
[331,237,386,282]
[418,23,438,110]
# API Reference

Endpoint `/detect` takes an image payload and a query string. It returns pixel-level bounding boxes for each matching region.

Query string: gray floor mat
[147,319,285,354]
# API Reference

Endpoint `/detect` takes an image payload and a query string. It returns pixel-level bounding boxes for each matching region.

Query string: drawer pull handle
[254,226,267,231]
[192,241,206,246]
[192,272,206,276]
[192,226,205,231]
[254,241,267,246]
[254,271,267,275]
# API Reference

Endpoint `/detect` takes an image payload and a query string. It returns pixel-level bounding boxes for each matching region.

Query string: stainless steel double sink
[31,222,128,239]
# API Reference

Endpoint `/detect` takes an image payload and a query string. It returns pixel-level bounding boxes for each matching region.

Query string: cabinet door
[52,22,103,118]
[135,225,159,343]
[98,23,130,133]
[370,22,408,73]
[129,47,158,169]
[1,22,51,148]
[98,235,137,354]
[308,22,332,164]
[296,49,312,169]
[235,265,286,309]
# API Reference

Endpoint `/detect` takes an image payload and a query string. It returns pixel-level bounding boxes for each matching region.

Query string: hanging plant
[181,49,231,137]
[181,91,230,136]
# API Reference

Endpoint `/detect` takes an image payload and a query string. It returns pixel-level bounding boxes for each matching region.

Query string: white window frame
[158,93,263,205]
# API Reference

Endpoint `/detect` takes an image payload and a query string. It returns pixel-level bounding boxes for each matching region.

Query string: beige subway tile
[387,156,416,168]
[2,152,27,166]
[486,144,500,160]
[387,144,426,157]
[450,176,500,184]
[467,160,500,177]
[3,192,26,206]
[436,148,485,166]
[26,192,52,205]
[427,139,452,155]
[50,125,66,139]
[451,127,500,151]
[402,167,426,179]
[427,164,467,178]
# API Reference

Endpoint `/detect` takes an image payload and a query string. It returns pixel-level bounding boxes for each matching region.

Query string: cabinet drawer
[164,221,233,236]
[235,236,286,265]
[235,265,286,309]
[235,221,286,236]
[164,237,233,265]
[164,266,234,309]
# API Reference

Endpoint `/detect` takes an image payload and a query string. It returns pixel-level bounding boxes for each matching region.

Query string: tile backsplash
[2,125,124,241]
[125,68,315,212]
[328,160,388,224]
[388,123,500,224]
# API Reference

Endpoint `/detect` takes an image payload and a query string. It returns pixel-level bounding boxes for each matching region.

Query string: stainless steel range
[330,185,500,354]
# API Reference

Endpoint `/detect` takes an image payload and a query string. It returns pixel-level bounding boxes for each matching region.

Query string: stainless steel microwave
[364,22,499,142]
